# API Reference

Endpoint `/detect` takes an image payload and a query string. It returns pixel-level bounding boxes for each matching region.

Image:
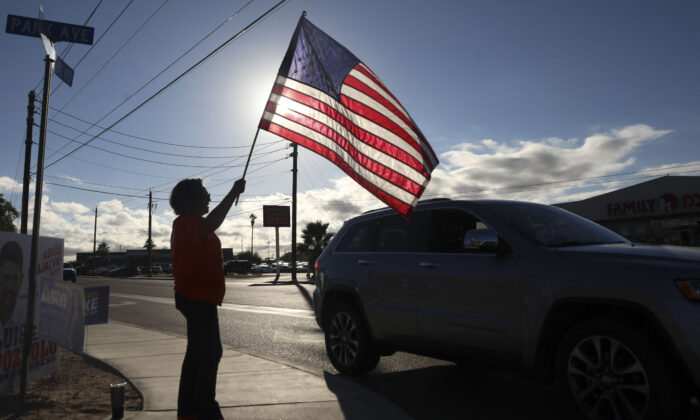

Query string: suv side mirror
[464,229,498,251]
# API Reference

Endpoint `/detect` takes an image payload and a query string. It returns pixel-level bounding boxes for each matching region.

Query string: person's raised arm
[199,179,245,241]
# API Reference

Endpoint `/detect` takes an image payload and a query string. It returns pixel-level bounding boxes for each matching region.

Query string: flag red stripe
[343,74,414,131]
[260,120,414,216]
[267,102,424,195]
[340,94,431,165]
[354,64,405,117]
[275,84,430,177]
[354,65,439,168]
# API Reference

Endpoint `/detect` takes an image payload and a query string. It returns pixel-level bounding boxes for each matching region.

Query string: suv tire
[324,302,380,374]
[557,318,683,420]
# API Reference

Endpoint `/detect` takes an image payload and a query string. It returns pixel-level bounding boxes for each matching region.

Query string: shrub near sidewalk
[0,349,142,419]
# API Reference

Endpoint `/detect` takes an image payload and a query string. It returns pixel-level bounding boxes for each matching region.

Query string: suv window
[374,212,427,252]
[427,209,489,253]
[336,220,379,252]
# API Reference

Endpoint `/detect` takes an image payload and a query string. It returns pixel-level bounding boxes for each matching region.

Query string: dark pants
[175,292,223,420]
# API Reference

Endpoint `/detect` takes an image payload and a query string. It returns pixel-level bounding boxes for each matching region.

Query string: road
[78,274,595,419]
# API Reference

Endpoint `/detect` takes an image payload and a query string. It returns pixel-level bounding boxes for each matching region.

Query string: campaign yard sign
[38,277,85,353]
[0,232,63,396]
[84,286,109,325]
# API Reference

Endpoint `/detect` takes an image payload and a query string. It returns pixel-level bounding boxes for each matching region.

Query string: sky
[1,0,699,261]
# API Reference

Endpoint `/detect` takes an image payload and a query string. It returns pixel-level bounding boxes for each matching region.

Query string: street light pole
[249,214,256,254]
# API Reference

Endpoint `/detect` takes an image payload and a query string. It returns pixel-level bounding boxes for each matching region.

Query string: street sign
[54,57,74,86]
[263,205,291,227]
[6,14,94,45]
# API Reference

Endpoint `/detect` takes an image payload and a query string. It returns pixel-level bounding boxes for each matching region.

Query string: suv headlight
[676,279,700,302]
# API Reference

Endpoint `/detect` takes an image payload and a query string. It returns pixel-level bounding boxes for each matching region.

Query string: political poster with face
[0,232,63,396]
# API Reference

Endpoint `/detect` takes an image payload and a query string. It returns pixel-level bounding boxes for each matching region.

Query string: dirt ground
[0,349,142,419]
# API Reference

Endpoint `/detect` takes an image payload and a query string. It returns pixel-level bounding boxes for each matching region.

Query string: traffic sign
[6,14,94,45]
[54,57,74,86]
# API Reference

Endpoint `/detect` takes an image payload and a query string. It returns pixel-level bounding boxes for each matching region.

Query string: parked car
[225,260,252,274]
[157,263,172,274]
[62,263,76,283]
[313,199,700,420]
[252,264,275,273]
[106,266,138,277]
[94,265,119,276]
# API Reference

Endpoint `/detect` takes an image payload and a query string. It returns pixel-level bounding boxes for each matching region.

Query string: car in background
[313,199,700,420]
[157,263,172,274]
[62,263,76,283]
[252,264,275,273]
[106,266,138,277]
[225,260,252,274]
[95,265,119,276]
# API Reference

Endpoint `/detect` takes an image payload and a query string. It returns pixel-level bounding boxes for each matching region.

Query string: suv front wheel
[557,318,683,420]
[324,302,380,374]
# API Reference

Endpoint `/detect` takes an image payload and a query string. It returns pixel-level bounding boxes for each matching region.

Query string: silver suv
[313,199,700,420]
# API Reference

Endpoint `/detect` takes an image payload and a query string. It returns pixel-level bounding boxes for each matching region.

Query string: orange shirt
[171,214,225,305]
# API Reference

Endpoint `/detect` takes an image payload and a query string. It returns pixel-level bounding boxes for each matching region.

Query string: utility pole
[19,53,53,414]
[250,213,256,253]
[20,91,35,234]
[93,207,97,259]
[147,190,153,277]
[291,143,298,282]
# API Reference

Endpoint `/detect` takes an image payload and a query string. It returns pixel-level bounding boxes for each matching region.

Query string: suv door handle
[357,259,374,266]
[420,261,441,269]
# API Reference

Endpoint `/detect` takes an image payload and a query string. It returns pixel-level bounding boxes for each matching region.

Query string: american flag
[259,15,439,217]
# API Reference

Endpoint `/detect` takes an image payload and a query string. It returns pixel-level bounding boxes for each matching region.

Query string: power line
[42,125,290,168]
[43,0,287,171]
[57,0,171,109]
[45,122,277,159]
[51,108,277,149]
[44,0,137,97]
[44,0,260,162]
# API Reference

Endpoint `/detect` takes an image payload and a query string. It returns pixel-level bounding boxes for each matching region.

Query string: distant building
[76,248,235,267]
[556,176,700,246]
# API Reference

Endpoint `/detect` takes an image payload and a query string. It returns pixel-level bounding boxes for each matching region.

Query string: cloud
[0,177,23,194]
[432,124,672,203]
[50,201,91,214]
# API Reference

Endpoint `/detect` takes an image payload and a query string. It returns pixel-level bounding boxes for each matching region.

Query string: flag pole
[235,127,261,205]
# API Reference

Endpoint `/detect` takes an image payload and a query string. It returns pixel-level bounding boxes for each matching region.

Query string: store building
[555,176,700,246]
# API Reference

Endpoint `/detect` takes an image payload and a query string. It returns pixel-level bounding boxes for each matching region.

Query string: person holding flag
[169,178,245,420]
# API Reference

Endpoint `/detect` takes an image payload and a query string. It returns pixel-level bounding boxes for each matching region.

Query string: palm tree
[297,221,334,277]
[143,238,156,251]
[96,241,110,257]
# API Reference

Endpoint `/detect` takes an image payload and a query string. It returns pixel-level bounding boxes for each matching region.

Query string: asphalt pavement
[86,320,411,420]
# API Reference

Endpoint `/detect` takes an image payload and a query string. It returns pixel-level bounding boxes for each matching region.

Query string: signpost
[5,11,94,415]
[263,206,291,283]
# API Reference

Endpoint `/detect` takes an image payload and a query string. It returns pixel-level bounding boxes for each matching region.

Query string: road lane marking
[110,292,316,319]
[110,301,136,308]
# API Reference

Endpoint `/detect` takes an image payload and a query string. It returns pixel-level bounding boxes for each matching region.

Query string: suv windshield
[486,202,628,247]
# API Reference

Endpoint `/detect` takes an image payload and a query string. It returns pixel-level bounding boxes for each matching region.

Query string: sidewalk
[85,321,410,419]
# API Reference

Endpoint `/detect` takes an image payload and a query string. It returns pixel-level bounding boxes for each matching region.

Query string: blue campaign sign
[54,57,74,86]
[5,14,94,45]
[84,286,110,325]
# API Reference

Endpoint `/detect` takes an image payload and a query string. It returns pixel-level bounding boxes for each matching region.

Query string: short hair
[170,179,206,215]
[0,241,23,268]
